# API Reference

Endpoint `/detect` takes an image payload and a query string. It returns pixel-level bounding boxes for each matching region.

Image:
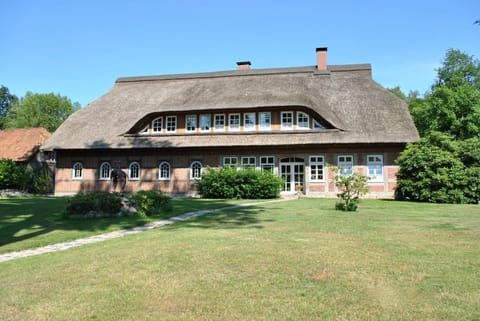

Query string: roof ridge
[116,64,371,83]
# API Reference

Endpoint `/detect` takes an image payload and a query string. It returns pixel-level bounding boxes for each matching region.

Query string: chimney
[316,47,327,71]
[236,61,251,71]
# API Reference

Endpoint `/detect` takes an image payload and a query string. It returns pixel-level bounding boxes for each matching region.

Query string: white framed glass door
[280,158,305,192]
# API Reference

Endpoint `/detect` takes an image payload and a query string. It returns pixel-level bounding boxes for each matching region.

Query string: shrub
[331,166,369,212]
[24,167,52,194]
[65,192,123,218]
[197,167,283,199]
[129,190,171,216]
[0,159,26,190]
[395,132,480,204]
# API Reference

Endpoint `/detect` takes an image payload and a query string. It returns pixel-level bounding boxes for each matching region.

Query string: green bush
[0,159,26,190]
[197,167,283,199]
[65,192,123,218]
[129,190,171,216]
[395,133,480,204]
[24,167,52,194]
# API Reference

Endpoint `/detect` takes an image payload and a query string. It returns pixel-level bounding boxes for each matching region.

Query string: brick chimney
[236,61,251,71]
[316,47,327,71]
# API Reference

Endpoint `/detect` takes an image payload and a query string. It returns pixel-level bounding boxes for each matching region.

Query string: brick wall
[53,144,404,197]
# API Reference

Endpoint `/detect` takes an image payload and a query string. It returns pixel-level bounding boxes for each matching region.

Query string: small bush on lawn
[129,190,171,216]
[197,167,283,199]
[331,166,369,212]
[65,192,123,218]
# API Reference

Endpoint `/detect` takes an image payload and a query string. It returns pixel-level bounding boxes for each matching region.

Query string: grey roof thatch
[44,64,419,150]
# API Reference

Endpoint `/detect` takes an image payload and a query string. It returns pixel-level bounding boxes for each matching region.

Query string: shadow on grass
[164,205,274,231]
[0,197,267,248]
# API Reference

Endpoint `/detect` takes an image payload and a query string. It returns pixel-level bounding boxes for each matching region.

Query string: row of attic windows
[138,111,327,135]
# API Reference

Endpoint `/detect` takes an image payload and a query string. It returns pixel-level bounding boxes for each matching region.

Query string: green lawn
[0,196,254,254]
[0,198,479,321]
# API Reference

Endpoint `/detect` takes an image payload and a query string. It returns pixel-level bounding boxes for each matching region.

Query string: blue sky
[2,0,479,106]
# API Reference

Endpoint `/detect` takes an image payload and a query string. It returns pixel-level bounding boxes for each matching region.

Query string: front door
[280,158,305,192]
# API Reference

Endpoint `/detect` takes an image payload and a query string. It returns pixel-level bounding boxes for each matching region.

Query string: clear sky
[2,0,479,107]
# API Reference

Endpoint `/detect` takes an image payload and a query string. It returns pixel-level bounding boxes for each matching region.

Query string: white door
[280,158,305,192]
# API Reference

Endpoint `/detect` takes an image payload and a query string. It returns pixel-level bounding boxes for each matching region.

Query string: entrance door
[280,158,305,192]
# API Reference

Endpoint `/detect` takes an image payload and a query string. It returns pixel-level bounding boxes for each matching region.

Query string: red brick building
[44,48,419,197]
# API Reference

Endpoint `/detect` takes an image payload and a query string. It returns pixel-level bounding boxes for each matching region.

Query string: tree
[0,85,18,129]
[331,166,369,211]
[410,49,480,139]
[396,49,480,204]
[5,92,78,132]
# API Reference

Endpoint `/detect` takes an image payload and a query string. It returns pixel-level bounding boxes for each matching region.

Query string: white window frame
[166,116,177,133]
[367,154,384,182]
[72,162,83,179]
[139,125,149,135]
[158,161,171,180]
[309,155,325,182]
[190,161,203,180]
[128,162,141,180]
[259,156,275,172]
[259,112,272,131]
[214,114,226,132]
[223,157,238,168]
[241,156,256,168]
[313,119,326,130]
[243,113,256,131]
[229,113,241,131]
[297,112,310,129]
[99,162,111,180]
[186,114,197,133]
[200,114,211,132]
[337,155,354,176]
[152,117,163,134]
[281,111,293,130]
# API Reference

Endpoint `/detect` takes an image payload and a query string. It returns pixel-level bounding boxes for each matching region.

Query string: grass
[0,198,479,320]
[0,196,255,254]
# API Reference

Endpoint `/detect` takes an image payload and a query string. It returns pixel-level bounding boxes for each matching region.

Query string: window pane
[259,112,271,130]
[166,116,176,132]
[159,162,170,180]
[281,112,293,129]
[297,112,309,128]
[152,117,163,133]
[186,115,197,132]
[200,115,211,131]
[229,114,240,131]
[244,113,256,130]
[214,114,225,131]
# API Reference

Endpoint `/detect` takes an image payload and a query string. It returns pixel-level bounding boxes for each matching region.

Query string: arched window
[129,162,140,180]
[190,161,203,180]
[99,162,111,180]
[72,162,83,179]
[159,161,171,180]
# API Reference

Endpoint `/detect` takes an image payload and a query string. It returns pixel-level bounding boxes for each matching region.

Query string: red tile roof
[0,128,51,162]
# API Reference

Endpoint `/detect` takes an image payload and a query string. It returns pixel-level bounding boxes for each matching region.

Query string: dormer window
[200,114,211,132]
[152,117,163,133]
[297,112,309,129]
[214,114,226,132]
[259,112,271,130]
[186,115,197,132]
[313,119,326,130]
[244,113,256,131]
[281,112,293,129]
[166,116,177,133]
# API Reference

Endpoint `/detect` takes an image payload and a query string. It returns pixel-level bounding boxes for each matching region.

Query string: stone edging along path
[0,198,293,263]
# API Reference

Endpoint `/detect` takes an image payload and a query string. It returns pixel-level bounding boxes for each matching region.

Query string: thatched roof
[0,128,51,161]
[44,64,419,150]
